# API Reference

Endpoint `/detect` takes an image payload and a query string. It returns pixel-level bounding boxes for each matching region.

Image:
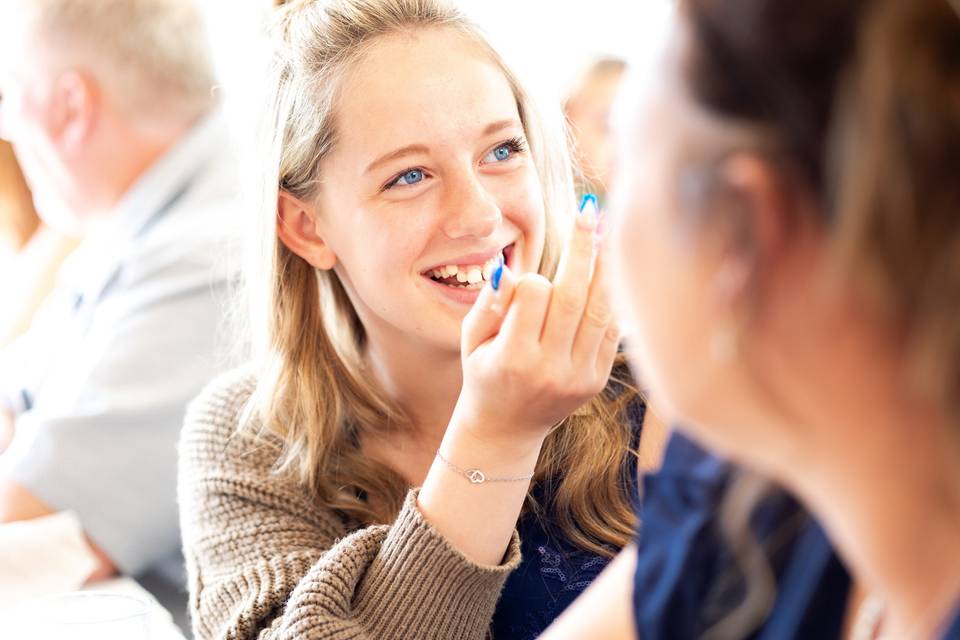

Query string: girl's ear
[277,190,337,270]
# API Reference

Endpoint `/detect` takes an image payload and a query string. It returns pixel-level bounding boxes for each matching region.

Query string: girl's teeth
[429,251,505,285]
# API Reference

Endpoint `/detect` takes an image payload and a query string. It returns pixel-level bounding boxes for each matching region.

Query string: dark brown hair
[682,0,960,417]
[674,2,960,636]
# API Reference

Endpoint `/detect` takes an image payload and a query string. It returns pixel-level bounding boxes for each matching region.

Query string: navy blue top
[634,433,960,639]
[946,611,960,640]
[490,399,645,639]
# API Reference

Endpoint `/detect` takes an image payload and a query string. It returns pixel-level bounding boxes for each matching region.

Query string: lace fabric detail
[496,539,615,639]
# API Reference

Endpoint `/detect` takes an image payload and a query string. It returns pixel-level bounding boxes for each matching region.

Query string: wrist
[442,412,546,474]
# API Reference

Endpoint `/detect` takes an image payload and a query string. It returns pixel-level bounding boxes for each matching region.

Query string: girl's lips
[420,242,516,275]
[420,243,516,306]
[503,242,515,268]
[424,277,484,305]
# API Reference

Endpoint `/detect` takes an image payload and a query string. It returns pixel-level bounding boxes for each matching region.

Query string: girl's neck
[364,329,464,446]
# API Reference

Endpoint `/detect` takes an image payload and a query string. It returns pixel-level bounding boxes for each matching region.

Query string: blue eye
[482,137,526,164]
[484,144,513,163]
[382,167,431,192]
[395,168,424,186]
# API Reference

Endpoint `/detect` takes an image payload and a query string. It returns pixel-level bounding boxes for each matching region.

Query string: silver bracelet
[435,449,535,485]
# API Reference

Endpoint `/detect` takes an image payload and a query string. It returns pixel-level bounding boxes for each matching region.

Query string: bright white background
[201,0,672,127]
[464,0,671,100]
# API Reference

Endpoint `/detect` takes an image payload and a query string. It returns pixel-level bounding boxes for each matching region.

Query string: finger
[461,262,516,356]
[572,248,615,367]
[541,194,599,352]
[594,321,621,382]
[499,273,552,351]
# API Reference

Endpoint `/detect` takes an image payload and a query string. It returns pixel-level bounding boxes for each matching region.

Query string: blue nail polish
[579,193,598,214]
[491,257,504,291]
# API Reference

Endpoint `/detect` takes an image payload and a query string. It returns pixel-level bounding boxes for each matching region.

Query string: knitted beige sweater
[178,369,523,640]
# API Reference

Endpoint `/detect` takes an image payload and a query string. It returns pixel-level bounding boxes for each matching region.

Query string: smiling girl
[177,1,659,638]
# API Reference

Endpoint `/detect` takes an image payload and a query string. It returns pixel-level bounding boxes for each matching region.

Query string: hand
[452,198,620,450]
[417,199,620,567]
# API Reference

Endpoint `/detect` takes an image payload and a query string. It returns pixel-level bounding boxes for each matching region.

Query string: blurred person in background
[0,143,36,256]
[543,0,960,638]
[0,141,80,347]
[0,0,238,624]
[564,58,626,203]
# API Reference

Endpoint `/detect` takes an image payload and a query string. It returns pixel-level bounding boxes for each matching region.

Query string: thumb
[461,260,516,356]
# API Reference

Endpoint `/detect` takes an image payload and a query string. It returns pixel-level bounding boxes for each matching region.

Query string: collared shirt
[0,109,240,578]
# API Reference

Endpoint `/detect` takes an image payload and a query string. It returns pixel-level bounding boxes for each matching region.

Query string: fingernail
[578,194,599,231]
[579,193,598,216]
[491,256,504,291]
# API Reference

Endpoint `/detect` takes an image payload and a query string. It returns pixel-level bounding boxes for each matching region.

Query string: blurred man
[0,0,237,618]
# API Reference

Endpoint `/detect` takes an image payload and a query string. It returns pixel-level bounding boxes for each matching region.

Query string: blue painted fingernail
[579,193,598,214]
[491,257,504,291]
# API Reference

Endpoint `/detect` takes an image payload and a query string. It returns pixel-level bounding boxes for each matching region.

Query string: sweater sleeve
[178,370,522,640]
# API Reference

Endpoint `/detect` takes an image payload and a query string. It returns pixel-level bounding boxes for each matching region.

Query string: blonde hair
[6,0,216,124]
[244,0,639,556]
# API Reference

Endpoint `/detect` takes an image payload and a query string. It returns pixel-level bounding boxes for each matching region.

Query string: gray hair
[11,0,217,124]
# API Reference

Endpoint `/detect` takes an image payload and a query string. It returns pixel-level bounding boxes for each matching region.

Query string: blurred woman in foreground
[545,0,960,637]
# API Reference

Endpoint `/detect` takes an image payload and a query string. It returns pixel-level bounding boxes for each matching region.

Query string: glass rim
[23,591,151,625]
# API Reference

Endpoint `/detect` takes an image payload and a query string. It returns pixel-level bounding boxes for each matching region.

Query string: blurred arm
[0,478,116,582]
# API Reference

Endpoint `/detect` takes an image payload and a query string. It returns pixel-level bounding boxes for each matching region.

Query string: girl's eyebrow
[482,118,522,136]
[364,119,523,175]
[365,143,430,174]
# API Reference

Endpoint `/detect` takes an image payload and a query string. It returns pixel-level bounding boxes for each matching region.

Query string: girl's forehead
[334,30,521,150]
[346,30,512,107]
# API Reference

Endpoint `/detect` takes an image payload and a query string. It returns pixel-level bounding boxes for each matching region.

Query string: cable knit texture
[178,368,522,640]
